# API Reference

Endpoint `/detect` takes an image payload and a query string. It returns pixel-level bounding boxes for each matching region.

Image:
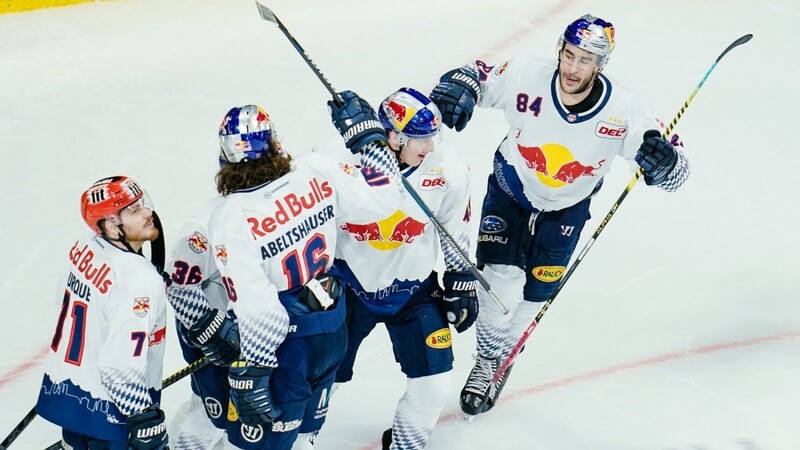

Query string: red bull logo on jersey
[69,241,113,294]
[248,178,333,238]
[150,326,166,346]
[215,245,228,265]
[517,143,605,187]
[187,231,208,254]
[532,265,565,282]
[426,328,452,349]
[340,210,428,251]
[133,297,150,318]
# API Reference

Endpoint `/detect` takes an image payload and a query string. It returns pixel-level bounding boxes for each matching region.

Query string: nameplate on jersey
[595,121,627,139]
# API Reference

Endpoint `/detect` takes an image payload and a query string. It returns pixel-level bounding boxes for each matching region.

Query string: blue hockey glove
[126,407,168,450]
[442,270,479,333]
[430,67,481,132]
[328,90,386,153]
[229,361,281,425]
[186,308,240,366]
[635,129,679,186]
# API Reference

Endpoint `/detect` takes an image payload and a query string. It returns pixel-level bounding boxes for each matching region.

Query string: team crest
[494,61,509,76]
[133,297,150,318]
[339,162,358,177]
[215,245,228,265]
[187,231,208,254]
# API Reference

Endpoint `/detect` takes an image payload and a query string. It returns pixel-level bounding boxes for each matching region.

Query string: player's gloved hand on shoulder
[126,407,168,450]
[442,270,479,333]
[328,90,386,153]
[635,129,679,186]
[186,308,240,366]
[229,361,281,425]
[430,66,481,132]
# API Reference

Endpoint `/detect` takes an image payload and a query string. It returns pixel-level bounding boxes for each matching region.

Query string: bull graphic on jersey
[518,143,605,185]
[340,210,428,251]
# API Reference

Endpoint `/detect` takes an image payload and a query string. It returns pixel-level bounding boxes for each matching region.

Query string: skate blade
[463,413,478,423]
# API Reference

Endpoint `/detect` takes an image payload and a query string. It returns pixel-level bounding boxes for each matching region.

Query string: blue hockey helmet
[378,87,442,140]
[219,105,275,165]
[558,14,615,67]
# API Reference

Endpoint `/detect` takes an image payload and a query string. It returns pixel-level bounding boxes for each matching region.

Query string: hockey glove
[442,270,479,333]
[126,407,168,450]
[328,90,386,153]
[229,361,281,425]
[635,129,679,186]
[186,308,240,366]
[430,67,481,132]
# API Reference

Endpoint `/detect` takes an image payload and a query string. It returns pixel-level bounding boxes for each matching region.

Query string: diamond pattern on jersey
[167,284,211,328]
[100,367,150,416]
[238,310,289,367]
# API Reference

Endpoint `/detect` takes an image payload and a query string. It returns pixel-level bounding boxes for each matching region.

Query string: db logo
[595,121,627,139]
[420,175,447,191]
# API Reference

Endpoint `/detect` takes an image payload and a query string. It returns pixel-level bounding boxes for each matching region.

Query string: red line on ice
[356,330,800,450]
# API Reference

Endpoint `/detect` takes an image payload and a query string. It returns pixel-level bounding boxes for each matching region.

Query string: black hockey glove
[430,67,481,132]
[328,90,386,153]
[442,270,479,333]
[126,407,168,450]
[635,129,679,186]
[186,308,240,366]
[229,361,281,425]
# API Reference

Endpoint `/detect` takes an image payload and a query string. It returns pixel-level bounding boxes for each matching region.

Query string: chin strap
[150,211,166,273]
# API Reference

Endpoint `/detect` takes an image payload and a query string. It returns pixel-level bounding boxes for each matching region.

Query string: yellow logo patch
[227,400,238,421]
[426,328,452,349]
[532,265,565,282]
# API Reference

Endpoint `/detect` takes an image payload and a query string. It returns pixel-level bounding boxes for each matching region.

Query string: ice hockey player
[316,87,476,450]
[428,14,691,417]
[36,176,169,450]
[204,93,405,450]
[163,177,236,447]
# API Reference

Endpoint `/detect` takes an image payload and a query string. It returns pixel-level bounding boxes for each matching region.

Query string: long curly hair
[216,147,293,196]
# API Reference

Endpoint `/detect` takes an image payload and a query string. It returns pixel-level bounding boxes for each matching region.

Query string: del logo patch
[419,174,447,191]
[426,328,452,349]
[532,266,565,282]
[595,121,627,139]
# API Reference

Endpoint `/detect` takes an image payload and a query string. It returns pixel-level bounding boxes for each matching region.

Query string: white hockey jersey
[474,56,688,212]
[37,234,167,442]
[207,153,404,367]
[166,196,229,329]
[314,138,472,316]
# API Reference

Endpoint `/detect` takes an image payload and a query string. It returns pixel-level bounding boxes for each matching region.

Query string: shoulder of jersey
[311,137,357,164]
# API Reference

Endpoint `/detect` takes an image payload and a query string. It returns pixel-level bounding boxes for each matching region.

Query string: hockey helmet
[378,87,442,141]
[219,105,275,164]
[80,176,151,234]
[557,14,615,67]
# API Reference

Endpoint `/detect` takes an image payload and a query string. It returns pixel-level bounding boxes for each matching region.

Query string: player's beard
[558,70,594,95]
[122,221,159,243]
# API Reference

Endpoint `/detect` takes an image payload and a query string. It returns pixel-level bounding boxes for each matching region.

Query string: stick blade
[255,1,278,23]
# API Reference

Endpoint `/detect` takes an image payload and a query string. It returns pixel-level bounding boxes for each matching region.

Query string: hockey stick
[5,357,210,450]
[255,1,510,314]
[489,34,754,388]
